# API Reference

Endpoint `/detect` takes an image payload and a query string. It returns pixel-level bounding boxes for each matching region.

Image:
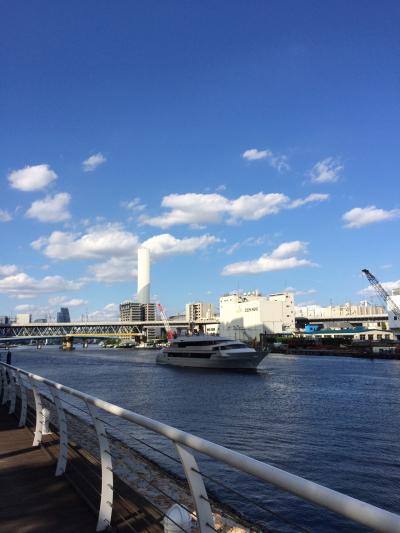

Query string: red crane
[156,303,174,341]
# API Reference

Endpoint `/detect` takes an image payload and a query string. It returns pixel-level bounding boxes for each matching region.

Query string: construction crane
[361,269,400,320]
[156,303,174,341]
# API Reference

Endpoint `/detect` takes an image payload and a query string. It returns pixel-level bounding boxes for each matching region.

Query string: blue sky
[1,1,399,320]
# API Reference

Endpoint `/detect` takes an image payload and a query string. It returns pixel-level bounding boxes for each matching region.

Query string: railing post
[86,401,113,532]
[16,372,28,427]
[175,443,215,532]
[48,387,69,476]
[29,376,44,446]
[1,366,9,405]
[7,368,16,414]
[0,365,4,402]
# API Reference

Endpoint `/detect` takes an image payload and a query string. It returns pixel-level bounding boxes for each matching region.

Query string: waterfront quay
[2,352,400,532]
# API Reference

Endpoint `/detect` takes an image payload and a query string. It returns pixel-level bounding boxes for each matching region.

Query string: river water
[8,347,400,532]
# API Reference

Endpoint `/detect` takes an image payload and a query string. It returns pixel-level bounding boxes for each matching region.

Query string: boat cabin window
[219,344,246,350]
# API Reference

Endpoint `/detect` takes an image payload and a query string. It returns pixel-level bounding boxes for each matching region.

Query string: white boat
[156,335,267,370]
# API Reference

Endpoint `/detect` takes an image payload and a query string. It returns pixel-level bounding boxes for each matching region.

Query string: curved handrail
[1,361,400,533]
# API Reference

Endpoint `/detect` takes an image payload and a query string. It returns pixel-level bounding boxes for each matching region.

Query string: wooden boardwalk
[0,405,164,532]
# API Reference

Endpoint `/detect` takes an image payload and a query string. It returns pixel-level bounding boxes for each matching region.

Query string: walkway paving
[0,405,164,532]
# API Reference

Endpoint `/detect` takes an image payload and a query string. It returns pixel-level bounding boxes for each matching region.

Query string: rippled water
[8,346,400,531]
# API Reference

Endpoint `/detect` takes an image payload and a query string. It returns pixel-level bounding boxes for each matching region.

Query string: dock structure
[1,362,400,533]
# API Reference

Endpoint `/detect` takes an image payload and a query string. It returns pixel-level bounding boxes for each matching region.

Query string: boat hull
[156,351,267,370]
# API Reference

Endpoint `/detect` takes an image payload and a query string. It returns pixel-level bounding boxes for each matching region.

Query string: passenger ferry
[156,335,267,370]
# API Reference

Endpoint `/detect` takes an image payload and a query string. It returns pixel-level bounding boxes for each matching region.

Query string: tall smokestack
[137,247,150,304]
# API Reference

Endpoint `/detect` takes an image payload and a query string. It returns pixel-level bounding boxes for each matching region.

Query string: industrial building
[295,302,389,331]
[185,302,214,322]
[219,291,295,341]
[388,289,400,330]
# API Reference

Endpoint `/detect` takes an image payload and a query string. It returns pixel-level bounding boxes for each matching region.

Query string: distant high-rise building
[57,307,71,323]
[185,302,214,322]
[119,302,156,322]
[119,302,143,321]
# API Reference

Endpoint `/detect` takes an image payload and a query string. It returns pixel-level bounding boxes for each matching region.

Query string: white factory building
[219,291,295,341]
[388,289,400,330]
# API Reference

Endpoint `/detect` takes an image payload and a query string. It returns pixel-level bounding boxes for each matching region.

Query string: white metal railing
[1,361,399,533]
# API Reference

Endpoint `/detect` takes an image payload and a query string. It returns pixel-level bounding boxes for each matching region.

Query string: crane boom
[361,269,400,318]
[156,303,174,341]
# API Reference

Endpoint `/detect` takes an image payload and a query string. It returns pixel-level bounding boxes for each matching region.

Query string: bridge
[0,319,220,346]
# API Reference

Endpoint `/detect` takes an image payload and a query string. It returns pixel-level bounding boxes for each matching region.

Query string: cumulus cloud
[32,224,139,260]
[0,272,83,298]
[88,303,119,321]
[48,296,88,307]
[90,234,220,283]
[141,191,328,228]
[343,206,400,228]
[8,164,57,191]
[26,193,71,223]
[242,148,290,172]
[89,256,137,283]
[82,153,107,172]
[222,241,317,275]
[0,209,12,222]
[142,233,220,257]
[0,265,18,276]
[32,223,220,283]
[309,157,343,184]
[359,279,400,297]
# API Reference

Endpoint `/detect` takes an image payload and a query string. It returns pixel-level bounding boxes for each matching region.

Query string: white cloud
[89,233,219,282]
[82,152,107,172]
[32,223,219,283]
[89,256,137,283]
[33,224,139,260]
[0,272,83,298]
[48,296,88,307]
[222,240,317,275]
[343,206,400,228]
[142,233,220,257]
[271,240,307,258]
[285,286,317,297]
[8,164,57,191]
[121,197,146,211]
[242,148,272,161]
[0,265,18,276]
[359,279,400,297]
[242,148,290,172]
[309,157,343,184]
[26,193,71,223]
[288,193,329,209]
[0,209,12,222]
[88,303,119,321]
[141,191,328,228]
[222,235,270,255]
[15,304,37,312]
